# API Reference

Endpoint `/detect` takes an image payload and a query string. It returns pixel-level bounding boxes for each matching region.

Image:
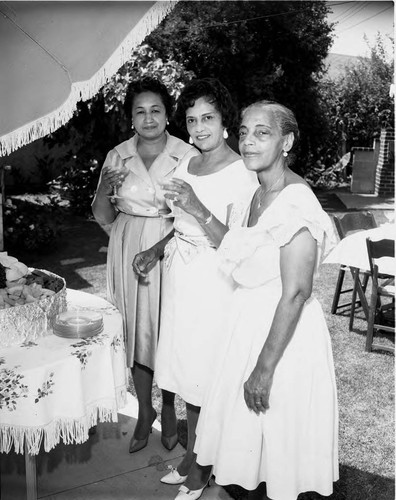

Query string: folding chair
[365,238,395,353]
[331,212,377,331]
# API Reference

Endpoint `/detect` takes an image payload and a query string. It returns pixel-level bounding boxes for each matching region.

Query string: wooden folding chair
[331,212,377,331]
[365,238,395,353]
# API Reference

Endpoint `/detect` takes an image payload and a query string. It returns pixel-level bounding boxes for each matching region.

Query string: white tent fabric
[0,1,177,156]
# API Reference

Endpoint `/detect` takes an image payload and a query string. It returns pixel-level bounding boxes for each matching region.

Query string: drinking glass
[160,177,182,218]
[107,165,130,201]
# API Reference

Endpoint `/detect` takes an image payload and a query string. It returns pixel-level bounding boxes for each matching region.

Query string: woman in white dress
[132,79,257,490]
[92,78,197,454]
[180,101,339,500]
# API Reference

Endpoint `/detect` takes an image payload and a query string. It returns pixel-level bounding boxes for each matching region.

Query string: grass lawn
[15,206,394,500]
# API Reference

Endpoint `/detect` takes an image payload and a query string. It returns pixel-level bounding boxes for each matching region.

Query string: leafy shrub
[4,195,64,254]
[34,154,59,191]
[49,155,101,216]
[305,152,351,190]
[317,36,394,151]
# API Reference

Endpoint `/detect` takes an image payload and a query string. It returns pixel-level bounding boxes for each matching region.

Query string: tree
[304,35,394,189]
[319,35,394,150]
[147,0,334,173]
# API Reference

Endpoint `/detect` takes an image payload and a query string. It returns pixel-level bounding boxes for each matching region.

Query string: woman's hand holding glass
[161,178,206,220]
[102,164,130,202]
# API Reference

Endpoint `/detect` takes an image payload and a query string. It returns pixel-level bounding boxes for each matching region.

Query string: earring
[166,119,170,126]
[131,124,135,131]
[223,129,229,139]
[282,150,288,157]
[189,136,194,145]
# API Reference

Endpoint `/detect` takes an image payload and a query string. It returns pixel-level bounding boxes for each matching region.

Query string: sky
[327,1,394,56]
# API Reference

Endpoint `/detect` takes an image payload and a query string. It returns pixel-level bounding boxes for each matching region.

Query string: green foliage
[4,196,64,253]
[319,35,394,151]
[303,35,394,189]
[147,0,334,174]
[48,155,101,216]
[304,152,351,190]
[34,154,58,191]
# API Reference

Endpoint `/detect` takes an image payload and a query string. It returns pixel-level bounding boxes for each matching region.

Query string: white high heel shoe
[174,483,208,500]
[160,466,187,485]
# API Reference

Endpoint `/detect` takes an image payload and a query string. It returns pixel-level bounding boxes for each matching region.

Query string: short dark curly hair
[174,78,237,132]
[124,77,174,128]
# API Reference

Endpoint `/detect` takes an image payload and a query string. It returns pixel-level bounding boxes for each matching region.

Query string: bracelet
[202,212,213,225]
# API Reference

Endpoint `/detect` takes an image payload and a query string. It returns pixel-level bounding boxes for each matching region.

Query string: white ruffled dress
[194,184,339,500]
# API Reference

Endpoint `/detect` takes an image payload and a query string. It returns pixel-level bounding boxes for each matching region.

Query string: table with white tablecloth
[324,223,395,320]
[0,289,128,499]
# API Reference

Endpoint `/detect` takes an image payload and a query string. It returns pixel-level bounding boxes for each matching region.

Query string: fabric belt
[118,208,172,218]
[164,231,216,269]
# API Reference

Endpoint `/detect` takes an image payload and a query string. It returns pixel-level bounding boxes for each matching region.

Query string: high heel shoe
[174,483,209,500]
[160,465,187,485]
[161,406,178,451]
[129,409,157,453]
[161,432,179,451]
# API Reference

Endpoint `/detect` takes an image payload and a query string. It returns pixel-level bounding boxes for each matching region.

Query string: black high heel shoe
[129,409,157,453]
[161,407,178,451]
[161,432,179,451]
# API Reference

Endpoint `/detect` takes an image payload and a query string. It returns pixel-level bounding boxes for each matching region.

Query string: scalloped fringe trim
[0,404,119,455]
[0,0,177,157]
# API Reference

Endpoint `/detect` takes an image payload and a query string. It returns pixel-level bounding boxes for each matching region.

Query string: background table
[324,224,395,273]
[324,224,395,320]
[0,289,127,499]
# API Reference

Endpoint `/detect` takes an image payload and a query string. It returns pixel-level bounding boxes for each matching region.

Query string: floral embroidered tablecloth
[0,289,127,455]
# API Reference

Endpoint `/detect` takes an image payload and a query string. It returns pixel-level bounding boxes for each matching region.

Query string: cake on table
[0,252,66,348]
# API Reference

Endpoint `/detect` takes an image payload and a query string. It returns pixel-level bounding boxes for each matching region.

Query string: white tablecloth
[324,223,395,274]
[0,289,127,455]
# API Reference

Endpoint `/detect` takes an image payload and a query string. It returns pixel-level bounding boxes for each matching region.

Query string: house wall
[374,127,395,197]
[351,127,394,196]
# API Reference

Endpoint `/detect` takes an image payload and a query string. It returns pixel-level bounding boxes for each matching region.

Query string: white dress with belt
[155,158,258,406]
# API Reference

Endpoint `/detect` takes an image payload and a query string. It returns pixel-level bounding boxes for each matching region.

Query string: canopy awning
[0,1,177,156]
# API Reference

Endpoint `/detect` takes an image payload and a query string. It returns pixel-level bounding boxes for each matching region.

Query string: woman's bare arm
[92,153,128,225]
[243,227,317,414]
[132,230,175,278]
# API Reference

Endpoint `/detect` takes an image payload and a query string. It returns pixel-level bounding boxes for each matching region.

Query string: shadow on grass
[13,214,109,294]
[350,323,395,352]
[177,419,394,500]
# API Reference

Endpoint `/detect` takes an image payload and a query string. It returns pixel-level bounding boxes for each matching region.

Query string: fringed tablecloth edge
[0,394,127,455]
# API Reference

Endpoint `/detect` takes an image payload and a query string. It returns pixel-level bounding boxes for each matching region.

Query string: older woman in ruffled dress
[180,101,339,500]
